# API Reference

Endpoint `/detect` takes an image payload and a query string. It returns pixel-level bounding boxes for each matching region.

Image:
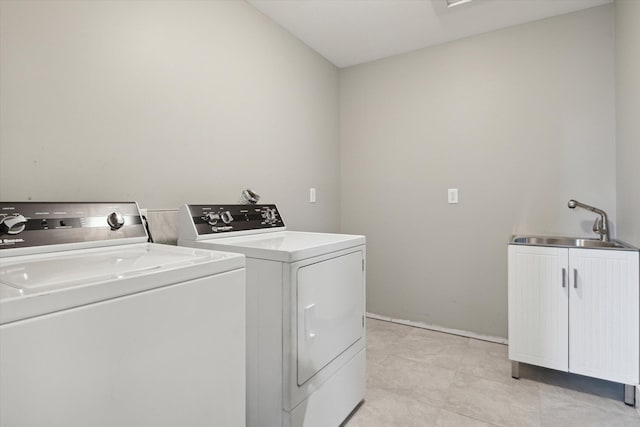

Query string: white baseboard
[366,312,508,345]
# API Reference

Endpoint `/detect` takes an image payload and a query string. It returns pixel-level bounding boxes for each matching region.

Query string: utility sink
[510,235,637,251]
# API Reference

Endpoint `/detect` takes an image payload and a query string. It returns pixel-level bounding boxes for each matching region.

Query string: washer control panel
[0,202,146,250]
[187,204,285,235]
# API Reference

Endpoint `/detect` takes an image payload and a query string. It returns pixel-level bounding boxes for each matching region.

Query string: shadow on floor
[518,362,625,402]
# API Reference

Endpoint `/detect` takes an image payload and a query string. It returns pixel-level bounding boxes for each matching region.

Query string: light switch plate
[448,189,459,204]
[309,188,317,203]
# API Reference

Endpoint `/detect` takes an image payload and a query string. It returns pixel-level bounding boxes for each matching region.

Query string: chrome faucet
[567,199,610,242]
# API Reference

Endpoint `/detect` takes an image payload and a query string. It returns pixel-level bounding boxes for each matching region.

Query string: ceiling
[247,0,612,68]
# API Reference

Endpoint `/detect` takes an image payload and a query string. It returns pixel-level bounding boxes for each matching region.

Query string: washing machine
[0,202,246,427]
[178,204,366,427]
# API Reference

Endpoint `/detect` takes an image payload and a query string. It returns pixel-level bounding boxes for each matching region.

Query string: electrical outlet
[448,189,459,204]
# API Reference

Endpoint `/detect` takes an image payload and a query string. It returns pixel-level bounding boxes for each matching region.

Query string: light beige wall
[0,0,340,232]
[340,5,615,338]
[615,0,640,247]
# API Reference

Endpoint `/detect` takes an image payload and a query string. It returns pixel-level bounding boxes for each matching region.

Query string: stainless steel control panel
[187,204,285,235]
[0,202,146,250]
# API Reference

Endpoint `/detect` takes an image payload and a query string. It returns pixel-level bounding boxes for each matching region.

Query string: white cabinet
[508,245,639,386]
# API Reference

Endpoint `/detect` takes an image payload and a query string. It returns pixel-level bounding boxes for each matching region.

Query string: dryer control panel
[0,202,146,250]
[187,204,285,236]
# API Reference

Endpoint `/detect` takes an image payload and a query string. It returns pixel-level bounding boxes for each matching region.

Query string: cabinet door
[569,249,639,384]
[508,245,569,371]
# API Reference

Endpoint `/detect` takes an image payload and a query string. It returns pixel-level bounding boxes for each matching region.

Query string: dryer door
[296,250,364,385]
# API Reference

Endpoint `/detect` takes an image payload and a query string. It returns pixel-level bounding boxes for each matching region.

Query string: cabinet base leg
[624,384,636,407]
[511,361,520,379]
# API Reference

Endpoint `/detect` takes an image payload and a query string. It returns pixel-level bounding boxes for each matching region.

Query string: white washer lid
[0,243,245,324]
[0,243,236,292]
[184,231,365,262]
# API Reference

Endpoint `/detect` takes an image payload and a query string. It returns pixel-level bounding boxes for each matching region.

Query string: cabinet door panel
[569,249,639,384]
[508,245,569,371]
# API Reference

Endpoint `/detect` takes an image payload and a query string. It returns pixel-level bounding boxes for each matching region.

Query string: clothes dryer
[178,204,366,427]
[0,202,246,427]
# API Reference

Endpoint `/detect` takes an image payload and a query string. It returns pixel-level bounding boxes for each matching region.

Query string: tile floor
[344,318,640,427]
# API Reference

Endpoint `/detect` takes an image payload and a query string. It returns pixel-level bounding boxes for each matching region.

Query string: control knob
[220,211,234,224]
[203,212,220,225]
[107,211,125,230]
[0,213,28,235]
[263,208,276,222]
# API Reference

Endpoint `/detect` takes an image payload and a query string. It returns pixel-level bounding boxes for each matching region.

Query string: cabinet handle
[562,268,566,287]
[573,268,578,288]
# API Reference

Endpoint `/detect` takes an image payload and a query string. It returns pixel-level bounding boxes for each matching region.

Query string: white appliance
[178,204,366,427]
[0,202,246,427]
